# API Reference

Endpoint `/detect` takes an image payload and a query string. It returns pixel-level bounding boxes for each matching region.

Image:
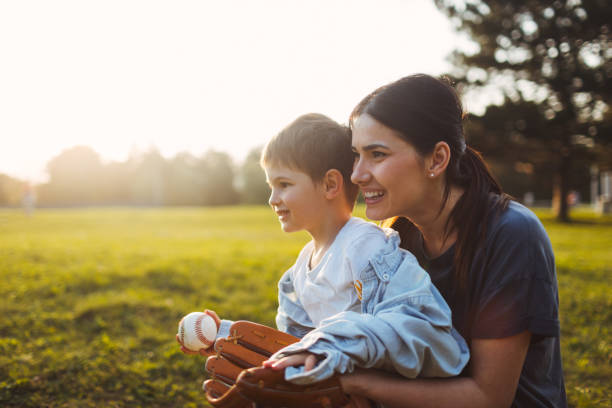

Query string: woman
[340,74,566,407]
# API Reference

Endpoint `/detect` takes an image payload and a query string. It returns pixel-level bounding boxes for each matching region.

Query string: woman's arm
[340,330,531,408]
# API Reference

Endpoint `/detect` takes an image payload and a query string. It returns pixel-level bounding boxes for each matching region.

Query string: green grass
[533,207,612,407]
[0,206,610,407]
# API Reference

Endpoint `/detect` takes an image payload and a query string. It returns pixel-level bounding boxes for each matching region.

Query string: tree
[0,173,27,206]
[129,148,167,205]
[435,0,612,221]
[165,152,203,206]
[40,146,104,205]
[98,160,132,205]
[238,147,270,205]
[197,150,239,206]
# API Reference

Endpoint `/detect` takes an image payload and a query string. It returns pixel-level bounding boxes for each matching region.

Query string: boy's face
[264,164,327,233]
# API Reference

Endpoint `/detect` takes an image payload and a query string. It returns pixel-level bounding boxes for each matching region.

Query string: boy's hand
[262,355,375,407]
[263,352,321,372]
[176,309,220,356]
[175,335,216,356]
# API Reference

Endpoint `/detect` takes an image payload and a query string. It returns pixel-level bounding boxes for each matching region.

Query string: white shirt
[290,217,389,327]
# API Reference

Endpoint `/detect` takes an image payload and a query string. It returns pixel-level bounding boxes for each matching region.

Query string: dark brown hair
[350,74,511,287]
[261,113,359,206]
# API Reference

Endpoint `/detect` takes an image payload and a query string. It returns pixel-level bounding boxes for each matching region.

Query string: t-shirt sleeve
[471,208,560,339]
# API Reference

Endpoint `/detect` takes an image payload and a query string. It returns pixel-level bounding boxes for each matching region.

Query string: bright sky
[0,0,463,183]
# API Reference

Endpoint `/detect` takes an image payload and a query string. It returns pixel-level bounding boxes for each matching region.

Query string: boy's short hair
[261,113,359,206]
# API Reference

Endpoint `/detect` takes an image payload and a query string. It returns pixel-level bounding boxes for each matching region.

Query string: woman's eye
[372,151,386,158]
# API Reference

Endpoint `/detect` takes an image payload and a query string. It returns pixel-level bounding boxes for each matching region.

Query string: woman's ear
[427,141,451,178]
[323,169,343,199]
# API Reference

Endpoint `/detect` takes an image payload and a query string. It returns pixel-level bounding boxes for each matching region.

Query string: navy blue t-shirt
[401,200,567,407]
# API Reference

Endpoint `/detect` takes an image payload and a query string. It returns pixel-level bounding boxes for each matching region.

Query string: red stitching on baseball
[195,314,214,348]
[179,317,186,345]
[205,310,221,331]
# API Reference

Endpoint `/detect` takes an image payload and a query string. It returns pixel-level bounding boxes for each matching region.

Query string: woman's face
[351,114,431,221]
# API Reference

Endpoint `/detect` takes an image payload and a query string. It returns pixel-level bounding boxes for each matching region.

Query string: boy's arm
[271,288,469,384]
[269,235,469,384]
[276,268,315,338]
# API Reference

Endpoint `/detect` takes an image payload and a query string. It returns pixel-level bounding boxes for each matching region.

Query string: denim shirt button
[382,273,389,280]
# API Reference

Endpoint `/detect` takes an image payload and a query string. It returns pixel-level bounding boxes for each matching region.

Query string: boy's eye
[279,182,290,188]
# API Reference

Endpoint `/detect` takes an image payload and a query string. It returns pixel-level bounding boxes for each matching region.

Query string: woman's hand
[263,352,321,372]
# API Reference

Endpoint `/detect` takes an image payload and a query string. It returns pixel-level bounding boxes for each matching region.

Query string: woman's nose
[351,158,370,185]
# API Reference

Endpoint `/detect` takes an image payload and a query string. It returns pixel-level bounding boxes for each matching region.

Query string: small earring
[429,172,435,177]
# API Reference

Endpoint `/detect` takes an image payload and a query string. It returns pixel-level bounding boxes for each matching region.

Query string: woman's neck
[413,185,464,259]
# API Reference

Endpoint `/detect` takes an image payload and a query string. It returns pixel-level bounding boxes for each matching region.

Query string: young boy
[180,113,469,385]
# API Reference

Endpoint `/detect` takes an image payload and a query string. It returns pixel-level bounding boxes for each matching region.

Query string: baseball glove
[204,320,299,408]
[203,321,352,408]
[236,366,351,408]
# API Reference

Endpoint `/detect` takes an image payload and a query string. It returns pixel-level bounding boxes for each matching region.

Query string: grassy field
[0,206,610,407]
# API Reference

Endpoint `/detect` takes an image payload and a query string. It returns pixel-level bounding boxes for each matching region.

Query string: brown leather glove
[236,366,351,408]
[203,321,354,408]
[204,320,299,408]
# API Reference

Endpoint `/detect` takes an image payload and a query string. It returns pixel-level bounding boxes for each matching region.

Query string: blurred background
[1,1,611,407]
[1,0,610,221]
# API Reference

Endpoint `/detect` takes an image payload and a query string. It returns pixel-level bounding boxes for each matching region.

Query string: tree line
[0,146,269,207]
[0,125,597,211]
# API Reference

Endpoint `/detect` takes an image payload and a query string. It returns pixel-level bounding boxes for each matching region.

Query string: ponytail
[448,147,510,289]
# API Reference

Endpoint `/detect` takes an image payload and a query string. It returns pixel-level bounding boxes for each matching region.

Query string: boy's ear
[322,169,343,199]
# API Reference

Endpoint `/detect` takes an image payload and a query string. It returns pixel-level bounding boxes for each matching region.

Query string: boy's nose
[268,191,280,207]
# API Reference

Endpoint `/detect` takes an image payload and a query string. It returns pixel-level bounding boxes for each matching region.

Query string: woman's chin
[365,206,388,221]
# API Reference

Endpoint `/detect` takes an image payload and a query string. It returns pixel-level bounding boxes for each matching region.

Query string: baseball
[177,312,219,352]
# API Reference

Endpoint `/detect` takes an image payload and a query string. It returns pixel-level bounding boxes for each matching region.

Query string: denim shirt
[274,229,470,384]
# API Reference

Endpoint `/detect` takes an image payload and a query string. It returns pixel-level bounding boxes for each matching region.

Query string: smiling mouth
[276,210,290,219]
[363,190,385,204]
